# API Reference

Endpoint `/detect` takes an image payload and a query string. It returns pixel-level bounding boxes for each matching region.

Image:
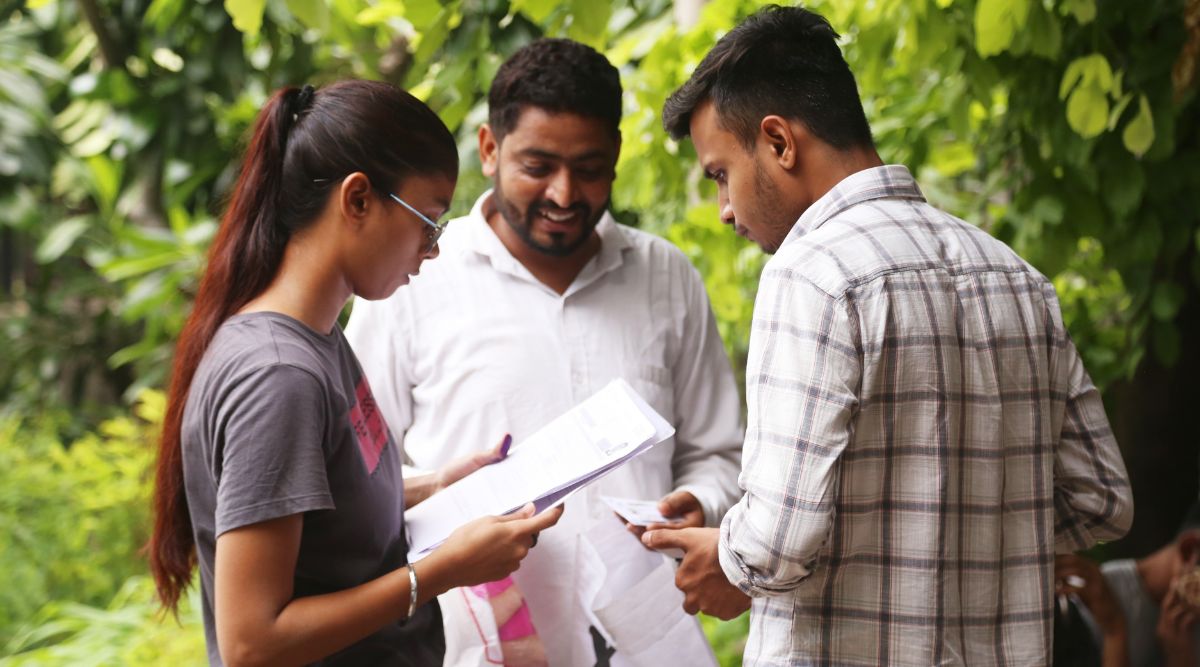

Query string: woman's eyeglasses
[312,177,448,254]
[383,191,447,254]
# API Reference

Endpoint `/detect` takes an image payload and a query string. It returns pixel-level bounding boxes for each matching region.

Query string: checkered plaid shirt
[718,165,1133,666]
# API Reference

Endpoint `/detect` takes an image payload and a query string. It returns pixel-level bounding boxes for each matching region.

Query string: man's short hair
[488,38,622,142]
[662,5,874,151]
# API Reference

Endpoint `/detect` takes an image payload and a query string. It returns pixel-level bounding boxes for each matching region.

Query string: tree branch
[76,0,125,70]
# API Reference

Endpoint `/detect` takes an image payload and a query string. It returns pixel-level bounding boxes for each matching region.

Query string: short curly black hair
[662,5,873,151]
[488,38,622,142]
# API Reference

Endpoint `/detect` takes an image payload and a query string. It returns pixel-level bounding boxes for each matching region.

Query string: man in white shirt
[346,38,743,667]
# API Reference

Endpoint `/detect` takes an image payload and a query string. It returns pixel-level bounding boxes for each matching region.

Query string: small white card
[601,495,685,527]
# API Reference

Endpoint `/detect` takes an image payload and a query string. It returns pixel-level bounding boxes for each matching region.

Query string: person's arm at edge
[1048,287,1134,553]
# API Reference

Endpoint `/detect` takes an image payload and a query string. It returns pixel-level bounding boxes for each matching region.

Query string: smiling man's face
[481,107,619,257]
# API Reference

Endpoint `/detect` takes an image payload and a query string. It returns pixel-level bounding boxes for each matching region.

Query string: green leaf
[1108,92,1134,131]
[568,0,612,44]
[930,142,977,177]
[1059,58,1085,100]
[1066,86,1109,138]
[225,0,267,36]
[100,251,187,281]
[511,0,559,24]
[1025,4,1061,59]
[356,1,404,25]
[1032,196,1065,225]
[86,155,122,216]
[405,0,445,29]
[1063,0,1096,24]
[36,217,91,263]
[1122,95,1155,157]
[975,0,1029,57]
[1152,281,1185,321]
[72,126,116,158]
[285,0,329,31]
[1060,54,1113,99]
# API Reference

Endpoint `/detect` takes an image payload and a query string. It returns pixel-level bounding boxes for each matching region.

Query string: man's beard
[493,172,607,257]
[752,160,790,255]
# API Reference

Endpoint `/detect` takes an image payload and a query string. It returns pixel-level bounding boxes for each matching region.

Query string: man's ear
[337,172,374,227]
[759,115,799,170]
[479,124,499,178]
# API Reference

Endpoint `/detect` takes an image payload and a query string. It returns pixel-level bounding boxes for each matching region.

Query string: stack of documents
[404,378,675,562]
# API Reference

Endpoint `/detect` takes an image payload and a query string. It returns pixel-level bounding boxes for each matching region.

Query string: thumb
[658,490,697,516]
[500,502,536,521]
[525,504,565,531]
[642,527,692,551]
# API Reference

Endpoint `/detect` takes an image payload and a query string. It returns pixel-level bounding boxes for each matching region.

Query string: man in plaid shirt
[641,6,1134,665]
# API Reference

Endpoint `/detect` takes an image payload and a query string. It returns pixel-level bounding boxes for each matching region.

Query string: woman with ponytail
[148,80,561,667]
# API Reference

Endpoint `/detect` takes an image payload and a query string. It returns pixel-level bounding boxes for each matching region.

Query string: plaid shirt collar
[783,164,926,248]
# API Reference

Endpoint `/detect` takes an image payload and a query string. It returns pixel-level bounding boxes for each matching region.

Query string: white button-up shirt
[346,191,743,666]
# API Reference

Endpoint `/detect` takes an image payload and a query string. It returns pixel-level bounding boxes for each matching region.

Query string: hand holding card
[602,495,686,558]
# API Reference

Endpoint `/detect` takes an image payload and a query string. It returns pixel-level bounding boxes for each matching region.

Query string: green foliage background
[1,0,1197,663]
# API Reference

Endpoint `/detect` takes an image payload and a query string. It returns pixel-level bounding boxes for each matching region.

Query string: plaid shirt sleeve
[719,264,862,595]
[1052,330,1134,552]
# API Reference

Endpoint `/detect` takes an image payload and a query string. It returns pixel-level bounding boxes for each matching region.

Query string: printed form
[404,378,675,561]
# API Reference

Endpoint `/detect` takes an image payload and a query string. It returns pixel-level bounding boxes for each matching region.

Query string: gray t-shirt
[181,312,442,666]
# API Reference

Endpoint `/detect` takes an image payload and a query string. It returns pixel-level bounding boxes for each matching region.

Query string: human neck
[238,231,349,335]
[486,208,601,296]
[804,146,885,201]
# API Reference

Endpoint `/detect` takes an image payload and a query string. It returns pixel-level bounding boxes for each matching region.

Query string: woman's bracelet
[406,562,418,620]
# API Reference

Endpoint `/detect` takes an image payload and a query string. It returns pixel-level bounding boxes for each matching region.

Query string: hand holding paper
[434,503,564,588]
[404,379,676,562]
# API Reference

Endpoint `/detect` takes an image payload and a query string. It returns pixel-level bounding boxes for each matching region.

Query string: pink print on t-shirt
[349,378,388,474]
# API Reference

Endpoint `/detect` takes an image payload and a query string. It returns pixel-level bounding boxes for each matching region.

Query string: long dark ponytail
[149,80,458,613]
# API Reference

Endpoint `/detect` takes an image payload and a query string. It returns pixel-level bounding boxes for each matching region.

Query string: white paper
[580,516,716,667]
[405,379,675,561]
[600,495,685,527]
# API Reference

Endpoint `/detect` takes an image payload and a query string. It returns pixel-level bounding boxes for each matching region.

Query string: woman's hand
[434,434,511,492]
[431,503,564,589]
[405,434,510,508]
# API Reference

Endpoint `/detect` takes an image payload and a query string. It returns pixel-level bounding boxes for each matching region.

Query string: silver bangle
[406,562,418,620]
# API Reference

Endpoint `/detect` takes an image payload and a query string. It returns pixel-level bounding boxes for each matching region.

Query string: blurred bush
[0,391,161,651]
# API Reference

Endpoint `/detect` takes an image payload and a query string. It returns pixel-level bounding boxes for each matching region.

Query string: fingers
[499,502,537,521]
[490,433,513,463]
[642,527,694,551]
[505,504,564,534]
[527,504,564,530]
[625,521,648,540]
[658,490,700,517]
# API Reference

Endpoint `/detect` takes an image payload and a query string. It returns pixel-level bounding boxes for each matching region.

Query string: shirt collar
[782,164,926,248]
[458,189,633,291]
